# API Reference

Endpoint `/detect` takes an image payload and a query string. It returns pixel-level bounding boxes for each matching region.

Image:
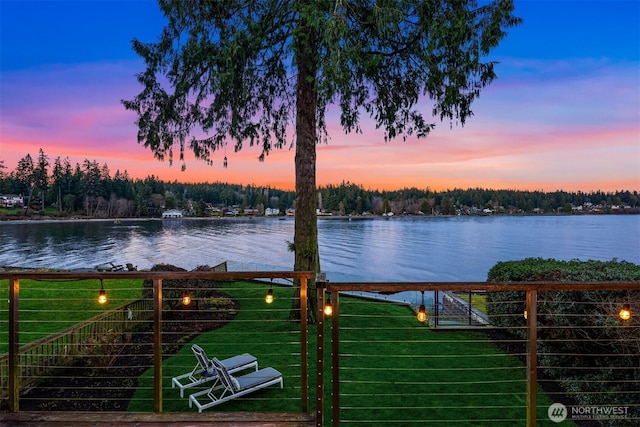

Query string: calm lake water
[1,215,638,284]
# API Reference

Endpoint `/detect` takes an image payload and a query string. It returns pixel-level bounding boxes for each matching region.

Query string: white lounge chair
[171,344,258,397]
[189,357,283,412]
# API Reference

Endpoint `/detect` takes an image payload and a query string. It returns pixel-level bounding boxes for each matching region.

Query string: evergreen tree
[14,154,35,213]
[123,0,520,321]
[34,148,50,211]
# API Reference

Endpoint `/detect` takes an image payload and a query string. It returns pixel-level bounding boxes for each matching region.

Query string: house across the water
[162,209,185,218]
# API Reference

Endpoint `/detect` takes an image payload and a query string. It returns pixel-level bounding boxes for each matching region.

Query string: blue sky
[1,0,638,191]
[0,1,165,70]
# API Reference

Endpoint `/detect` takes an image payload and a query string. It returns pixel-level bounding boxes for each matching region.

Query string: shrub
[486,258,640,415]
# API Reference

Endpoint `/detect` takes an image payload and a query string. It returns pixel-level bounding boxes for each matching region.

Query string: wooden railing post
[315,280,326,426]
[153,278,162,413]
[526,290,538,427]
[331,291,340,427]
[300,276,308,413]
[8,277,19,412]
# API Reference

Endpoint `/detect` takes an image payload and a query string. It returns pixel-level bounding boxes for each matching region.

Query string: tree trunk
[24,186,35,215]
[290,11,319,323]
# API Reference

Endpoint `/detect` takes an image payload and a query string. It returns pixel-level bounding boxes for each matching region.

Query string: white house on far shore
[0,194,24,208]
[265,207,280,216]
[162,209,184,218]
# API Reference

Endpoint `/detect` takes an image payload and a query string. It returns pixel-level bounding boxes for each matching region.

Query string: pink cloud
[1,57,638,193]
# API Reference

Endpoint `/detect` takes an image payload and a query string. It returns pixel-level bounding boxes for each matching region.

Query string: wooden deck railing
[321,281,640,427]
[1,271,638,427]
[0,297,153,398]
[0,270,314,416]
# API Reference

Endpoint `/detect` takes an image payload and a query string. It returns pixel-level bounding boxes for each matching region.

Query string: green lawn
[453,291,488,313]
[128,282,305,413]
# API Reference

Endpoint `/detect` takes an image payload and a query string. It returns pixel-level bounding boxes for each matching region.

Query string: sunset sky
[1,1,638,192]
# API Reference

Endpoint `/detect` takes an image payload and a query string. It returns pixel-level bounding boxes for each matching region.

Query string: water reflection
[1,215,638,292]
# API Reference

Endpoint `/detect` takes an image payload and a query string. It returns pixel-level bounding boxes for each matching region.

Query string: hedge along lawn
[0,277,143,353]
[130,283,571,426]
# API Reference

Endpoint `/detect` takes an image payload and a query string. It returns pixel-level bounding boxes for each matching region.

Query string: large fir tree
[123,0,521,321]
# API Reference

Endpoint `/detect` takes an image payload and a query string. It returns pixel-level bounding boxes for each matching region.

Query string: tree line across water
[0,149,638,219]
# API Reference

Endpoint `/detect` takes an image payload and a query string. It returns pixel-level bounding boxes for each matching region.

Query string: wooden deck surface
[0,411,316,426]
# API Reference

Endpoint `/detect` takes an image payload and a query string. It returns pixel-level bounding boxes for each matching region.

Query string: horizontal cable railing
[323,282,640,427]
[1,273,638,427]
[0,297,152,397]
[0,270,313,418]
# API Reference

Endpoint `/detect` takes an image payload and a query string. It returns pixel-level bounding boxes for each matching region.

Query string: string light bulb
[265,287,274,304]
[98,280,107,305]
[324,296,333,317]
[619,303,631,321]
[181,291,192,306]
[417,291,427,323]
[417,304,427,323]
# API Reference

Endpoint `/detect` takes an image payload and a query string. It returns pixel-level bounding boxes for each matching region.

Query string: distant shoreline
[1,210,638,225]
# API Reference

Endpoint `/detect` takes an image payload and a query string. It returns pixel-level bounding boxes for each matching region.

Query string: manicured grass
[336,298,549,425]
[128,282,305,413]
[0,278,143,352]
[454,291,488,313]
[129,283,570,426]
